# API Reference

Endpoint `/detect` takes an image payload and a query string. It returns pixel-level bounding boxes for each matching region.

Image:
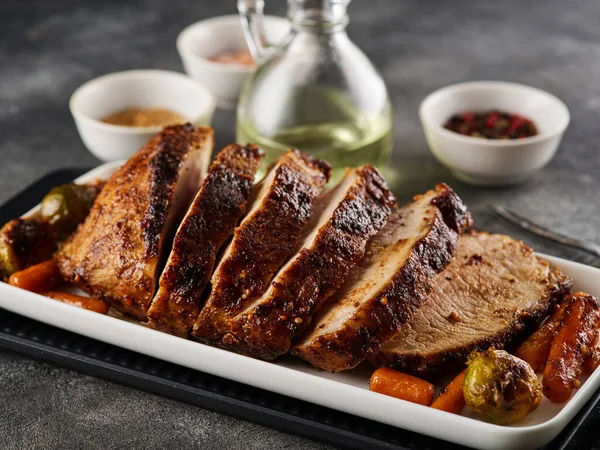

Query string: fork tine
[490,205,600,258]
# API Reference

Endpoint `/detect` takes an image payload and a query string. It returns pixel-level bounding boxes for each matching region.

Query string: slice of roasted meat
[0,218,57,280]
[192,149,331,342]
[224,165,396,360]
[147,144,264,337]
[56,124,214,319]
[371,231,573,378]
[293,184,471,372]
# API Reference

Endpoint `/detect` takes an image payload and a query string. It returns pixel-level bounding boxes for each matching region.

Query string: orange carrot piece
[369,368,435,406]
[543,293,600,403]
[431,369,467,414]
[44,291,109,314]
[584,327,600,374]
[8,260,62,293]
[516,301,568,372]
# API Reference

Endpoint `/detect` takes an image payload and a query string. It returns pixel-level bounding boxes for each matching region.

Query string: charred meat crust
[429,183,472,233]
[224,165,396,360]
[292,184,471,372]
[192,149,331,342]
[147,144,264,337]
[288,148,333,181]
[142,124,211,259]
[369,233,573,379]
[56,124,213,319]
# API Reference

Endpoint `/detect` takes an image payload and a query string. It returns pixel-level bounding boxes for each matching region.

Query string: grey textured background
[1,0,600,449]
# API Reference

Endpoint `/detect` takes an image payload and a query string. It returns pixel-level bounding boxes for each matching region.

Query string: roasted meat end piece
[370,231,573,378]
[55,124,214,319]
[192,148,331,342]
[0,218,57,280]
[147,144,265,337]
[293,184,472,372]
[224,165,396,360]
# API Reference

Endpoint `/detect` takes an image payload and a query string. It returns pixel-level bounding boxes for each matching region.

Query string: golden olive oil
[236,87,393,183]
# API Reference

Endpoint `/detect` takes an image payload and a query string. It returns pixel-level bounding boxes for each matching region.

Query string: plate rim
[2,161,599,450]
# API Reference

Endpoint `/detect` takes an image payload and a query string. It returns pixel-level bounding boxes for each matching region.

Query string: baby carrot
[543,293,600,403]
[44,291,109,314]
[515,301,567,372]
[369,367,435,406]
[431,369,467,414]
[8,259,62,293]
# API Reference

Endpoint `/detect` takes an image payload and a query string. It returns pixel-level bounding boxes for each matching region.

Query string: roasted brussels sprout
[463,348,542,425]
[39,183,100,239]
[0,240,18,279]
[0,218,57,280]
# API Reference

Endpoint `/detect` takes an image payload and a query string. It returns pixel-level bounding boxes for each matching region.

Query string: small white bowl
[419,81,570,186]
[70,70,216,161]
[177,15,290,110]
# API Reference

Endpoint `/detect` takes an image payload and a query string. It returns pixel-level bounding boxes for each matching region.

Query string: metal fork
[490,205,600,258]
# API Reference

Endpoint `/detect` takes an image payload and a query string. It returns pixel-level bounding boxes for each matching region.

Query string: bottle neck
[288,0,349,33]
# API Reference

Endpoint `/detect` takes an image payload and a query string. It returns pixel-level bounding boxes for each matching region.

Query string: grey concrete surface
[1,0,600,449]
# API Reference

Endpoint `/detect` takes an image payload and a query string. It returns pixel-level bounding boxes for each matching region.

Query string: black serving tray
[0,168,599,450]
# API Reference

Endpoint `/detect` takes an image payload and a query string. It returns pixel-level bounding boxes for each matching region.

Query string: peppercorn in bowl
[419,81,569,186]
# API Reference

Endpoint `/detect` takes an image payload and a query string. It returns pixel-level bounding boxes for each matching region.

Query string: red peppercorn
[484,112,498,128]
[444,110,538,140]
[461,112,474,122]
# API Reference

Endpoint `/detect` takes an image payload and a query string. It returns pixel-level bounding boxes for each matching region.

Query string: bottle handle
[237,0,272,61]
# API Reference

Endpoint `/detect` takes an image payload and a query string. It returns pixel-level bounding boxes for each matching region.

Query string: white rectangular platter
[1,161,599,450]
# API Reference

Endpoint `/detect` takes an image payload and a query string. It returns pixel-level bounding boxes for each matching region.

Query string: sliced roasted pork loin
[371,231,572,378]
[56,124,213,319]
[192,149,331,342]
[223,165,396,360]
[147,144,265,337]
[293,184,471,372]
